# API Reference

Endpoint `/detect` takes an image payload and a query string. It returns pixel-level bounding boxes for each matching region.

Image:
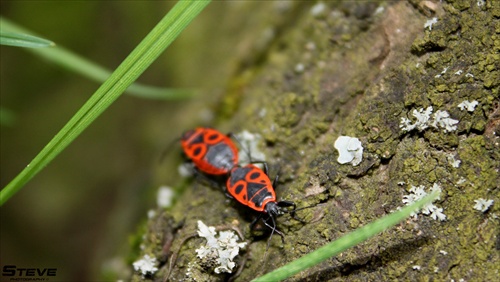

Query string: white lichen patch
[430,110,459,132]
[374,6,385,15]
[457,100,479,112]
[235,130,265,165]
[310,2,326,17]
[157,186,174,208]
[400,106,458,133]
[185,261,196,279]
[456,177,466,185]
[147,210,156,219]
[400,106,433,131]
[295,63,305,73]
[195,221,247,274]
[446,153,461,168]
[334,136,363,166]
[473,198,494,212]
[434,66,448,78]
[424,17,438,30]
[133,254,158,277]
[259,108,267,118]
[178,162,194,178]
[402,183,446,221]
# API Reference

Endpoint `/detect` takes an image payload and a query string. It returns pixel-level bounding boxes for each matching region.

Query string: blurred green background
[0,1,264,280]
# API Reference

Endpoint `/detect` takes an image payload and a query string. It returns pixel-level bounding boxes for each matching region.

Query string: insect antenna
[280,202,316,223]
[261,215,285,249]
[158,136,181,164]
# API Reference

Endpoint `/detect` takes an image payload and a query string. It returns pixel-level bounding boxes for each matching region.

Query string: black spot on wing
[207,133,220,141]
[193,147,203,157]
[234,184,245,195]
[228,167,252,187]
[187,132,204,145]
[249,171,261,180]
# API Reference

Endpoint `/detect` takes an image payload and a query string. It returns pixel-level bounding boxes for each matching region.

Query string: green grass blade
[0,17,195,100]
[0,30,55,48]
[0,0,211,206]
[252,189,441,281]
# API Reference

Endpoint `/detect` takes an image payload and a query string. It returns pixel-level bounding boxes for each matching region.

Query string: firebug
[181,127,239,176]
[226,164,301,243]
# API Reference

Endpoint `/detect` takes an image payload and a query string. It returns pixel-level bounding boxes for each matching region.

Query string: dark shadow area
[301,236,431,281]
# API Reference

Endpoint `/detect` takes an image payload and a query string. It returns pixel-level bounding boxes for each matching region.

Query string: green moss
[411,34,447,55]
[457,135,497,190]
[217,70,255,122]
[276,92,306,127]
[127,220,149,265]
[449,0,471,11]
[483,71,499,89]
[435,84,448,92]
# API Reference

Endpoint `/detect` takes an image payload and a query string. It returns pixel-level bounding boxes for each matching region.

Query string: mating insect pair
[180,127,305,243]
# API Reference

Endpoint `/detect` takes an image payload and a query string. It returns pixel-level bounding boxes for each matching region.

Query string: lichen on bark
[131,1,499,281]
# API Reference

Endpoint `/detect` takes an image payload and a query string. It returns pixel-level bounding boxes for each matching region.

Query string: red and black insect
[226,164,300,243]
[181,127,239,176]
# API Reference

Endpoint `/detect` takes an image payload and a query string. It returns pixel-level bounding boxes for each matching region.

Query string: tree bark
[132,1,499,281]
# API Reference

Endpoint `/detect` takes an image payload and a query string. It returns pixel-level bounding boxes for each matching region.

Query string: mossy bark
[132,1,499,281]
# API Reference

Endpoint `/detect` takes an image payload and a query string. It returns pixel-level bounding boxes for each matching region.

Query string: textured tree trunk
[132,1,499,281]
